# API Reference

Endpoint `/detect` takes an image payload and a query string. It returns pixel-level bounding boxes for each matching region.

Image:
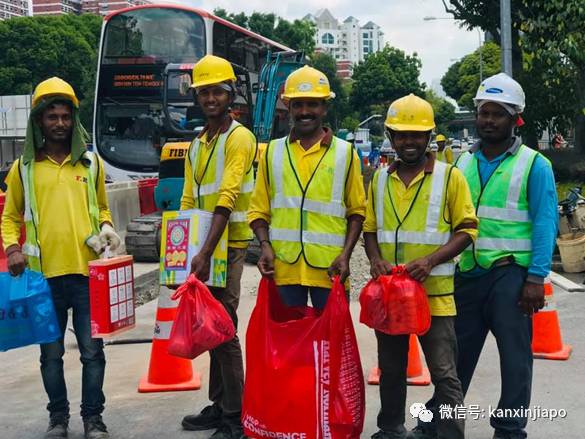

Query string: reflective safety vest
[188,120,255,242]
[267,136,352,269]
[20,152,100,272]
[455,145,544,271]
[375,160,455,296]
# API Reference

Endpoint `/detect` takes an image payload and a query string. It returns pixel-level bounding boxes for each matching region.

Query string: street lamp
[423,16,483,82]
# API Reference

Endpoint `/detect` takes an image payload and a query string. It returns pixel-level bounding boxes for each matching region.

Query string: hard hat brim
[385,122,435,132]
[281,91,336,100]
[32,93,79,109]
[473,96,524,113]
[191,76,237,89]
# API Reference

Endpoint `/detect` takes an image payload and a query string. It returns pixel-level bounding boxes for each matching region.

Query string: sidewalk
[0,264,582,438]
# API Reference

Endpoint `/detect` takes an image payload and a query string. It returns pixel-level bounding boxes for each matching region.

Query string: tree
[350,46,424,118]
[441,42,501,109]
[425,89,456,135]
[213,8,316,54]
[0,14,103,128]
[309,52,348,130]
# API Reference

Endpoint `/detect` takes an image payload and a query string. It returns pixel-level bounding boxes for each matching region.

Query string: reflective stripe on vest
[188,120,255,241]
[21,152,100,272]
[268,136,351,268]
[456,145,540,270]
[375,161,455,295]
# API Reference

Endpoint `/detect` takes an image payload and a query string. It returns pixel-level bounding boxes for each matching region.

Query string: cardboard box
[159,209,228,288]
[89,255,135,337]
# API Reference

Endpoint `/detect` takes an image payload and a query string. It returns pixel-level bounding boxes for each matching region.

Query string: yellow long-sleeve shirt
[364,155,478,315]
[248,130,366,288]
[180,119,256,249]
[1,153,113,278]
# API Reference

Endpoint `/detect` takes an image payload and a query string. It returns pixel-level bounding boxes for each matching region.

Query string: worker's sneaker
[44,418,68,438]
[210,422,246,439]
[371,425,407,439]
[83,415,109,439]
[181,404,223,431]
[407,425,437,439]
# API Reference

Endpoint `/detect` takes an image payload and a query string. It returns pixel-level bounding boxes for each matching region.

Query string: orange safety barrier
[367,334,431,386]
[532,277,572,360]
[138,287,201,392]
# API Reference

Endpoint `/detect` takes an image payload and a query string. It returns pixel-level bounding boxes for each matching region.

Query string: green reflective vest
[267,136,352,269]
[188,120,255,242]
[21,152,100,272]
[455,145,546,271]
[374,161,455,296]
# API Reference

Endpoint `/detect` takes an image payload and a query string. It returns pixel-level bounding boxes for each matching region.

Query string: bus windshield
[96,8,206,172]
[103,8,205,63]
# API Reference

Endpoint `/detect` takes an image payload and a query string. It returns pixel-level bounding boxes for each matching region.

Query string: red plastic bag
[242,277,365,439]
[167,274,236,359]
[359,265,431,336]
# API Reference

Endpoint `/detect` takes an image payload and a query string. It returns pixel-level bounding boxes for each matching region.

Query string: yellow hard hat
[281,66,335,100]
[191,55,236,89]
[385,94,435,132]
[32,77,79,109]
[436,134,447,142]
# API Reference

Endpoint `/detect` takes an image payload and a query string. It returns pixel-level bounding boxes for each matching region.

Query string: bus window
[103,8,206,64]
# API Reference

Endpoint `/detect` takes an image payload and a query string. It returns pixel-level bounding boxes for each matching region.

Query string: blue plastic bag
[0,269,61,351]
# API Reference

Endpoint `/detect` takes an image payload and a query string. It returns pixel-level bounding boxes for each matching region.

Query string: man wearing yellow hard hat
[363,94,478,439]
[179,55,256,439]
[248,65,365,308]
[434,134,453,164]
[1,77,119,438]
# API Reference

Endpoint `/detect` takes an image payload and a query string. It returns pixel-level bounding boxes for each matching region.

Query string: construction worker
[248,65,365,309]
[363,94,478,439]
[434,134,453,164]
[179,55,256,439]
[1,77,119,439]
[450,73,557,439]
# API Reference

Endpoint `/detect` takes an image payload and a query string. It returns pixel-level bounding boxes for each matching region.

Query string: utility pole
[500,0,513,76]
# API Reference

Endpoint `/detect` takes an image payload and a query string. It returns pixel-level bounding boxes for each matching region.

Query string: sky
[177,0,481,89]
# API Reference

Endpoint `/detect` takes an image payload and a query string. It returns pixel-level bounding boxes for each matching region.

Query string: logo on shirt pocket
[75,175,88,184]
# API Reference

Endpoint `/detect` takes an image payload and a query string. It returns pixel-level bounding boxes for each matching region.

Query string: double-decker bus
[93,4,293,181]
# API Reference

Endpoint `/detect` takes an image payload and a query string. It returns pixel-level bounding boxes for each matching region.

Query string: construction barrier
[137,178,158,216]
[367,334,431,386]
[532,278,572,360]
[138,287,201,392]
[106,181,141,234]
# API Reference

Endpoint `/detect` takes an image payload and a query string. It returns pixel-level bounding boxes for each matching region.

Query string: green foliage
[0,14,103,129]
[440,42,501,109]
[425,89,456,136]
[213,8,316,54]
[350,46,424,118]
[341,116,360,132]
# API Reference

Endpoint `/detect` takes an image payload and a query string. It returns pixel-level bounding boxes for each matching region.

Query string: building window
[363,32,369,38]
[322,33,334,45]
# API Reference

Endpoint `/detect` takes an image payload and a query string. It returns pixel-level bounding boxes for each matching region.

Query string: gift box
[159,209,228,288]
[89,255,135,337]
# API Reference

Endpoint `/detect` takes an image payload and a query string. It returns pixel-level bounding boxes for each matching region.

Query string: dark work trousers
[208,247,246,424]
[421,265,532,438]
[41,275,106,421]
[376,316,465,438]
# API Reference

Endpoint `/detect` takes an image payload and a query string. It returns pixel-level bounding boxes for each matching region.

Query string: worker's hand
[190,252,211,283]
[405,256,434,282]
[518,281,545,316]
[370,256,393,279]
[257,241,275,278]
[328,253,350,283]
[7,247,26,277]
[99,223,122,253]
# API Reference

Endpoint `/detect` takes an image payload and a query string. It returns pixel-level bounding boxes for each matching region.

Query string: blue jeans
[277,285,331,310]
[41,275,106,420]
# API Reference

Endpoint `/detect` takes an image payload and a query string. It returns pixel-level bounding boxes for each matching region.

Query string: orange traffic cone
[138,287,201,392]
[367,334,431,386]
[532,277,572,360]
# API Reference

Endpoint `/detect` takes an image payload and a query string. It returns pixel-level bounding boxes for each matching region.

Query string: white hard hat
[473,72,525,113]
[346,132,355,141]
